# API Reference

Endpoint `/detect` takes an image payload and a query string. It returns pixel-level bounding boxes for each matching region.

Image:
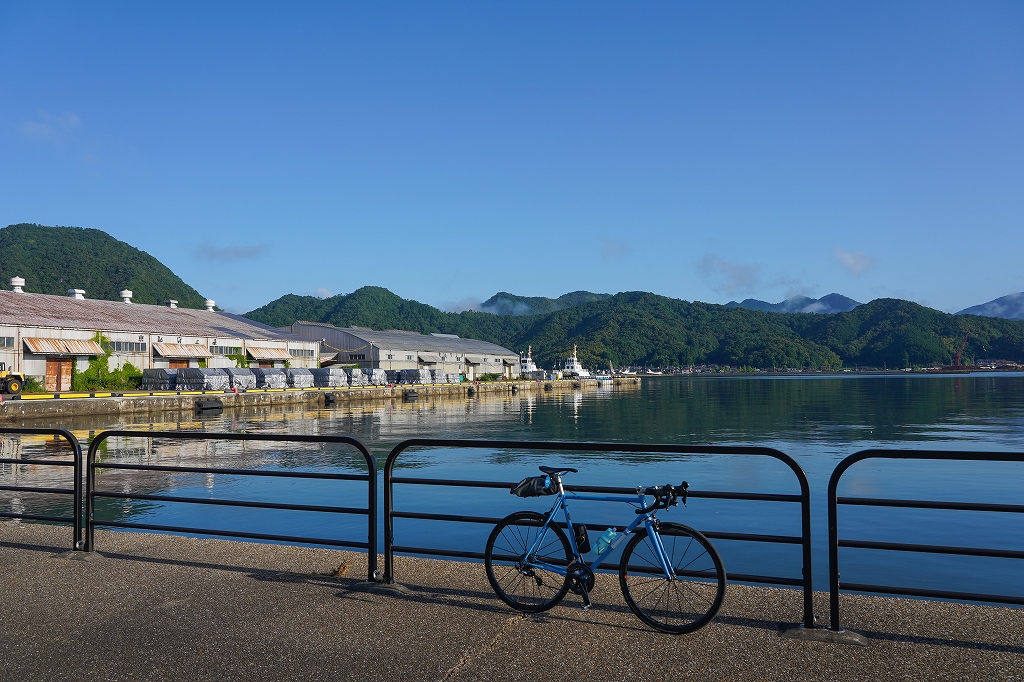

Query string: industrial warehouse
[0,277,319,392]
[286,320,521,380]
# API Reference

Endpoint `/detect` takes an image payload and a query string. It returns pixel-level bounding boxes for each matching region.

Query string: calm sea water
[3,373,1023,600]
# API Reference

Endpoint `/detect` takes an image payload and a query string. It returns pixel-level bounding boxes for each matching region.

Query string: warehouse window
[387,354,393,360]
[0,337,14,348]
[406,355,413,360]
[349,354,365,361]
[105,341,147,353]
[289,348,315,357]
[210,346,243,356]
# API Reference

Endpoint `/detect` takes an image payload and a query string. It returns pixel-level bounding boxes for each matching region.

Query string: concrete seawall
[0,378,640,423]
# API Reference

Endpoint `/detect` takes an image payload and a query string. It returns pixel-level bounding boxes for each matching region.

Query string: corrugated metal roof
[247,346,291,360]
[464,355,484,364]
[152,343,213,359]
[418,352,443,363]
[293,323,516,356]
[23,338,105,355]
[0,291,312,343]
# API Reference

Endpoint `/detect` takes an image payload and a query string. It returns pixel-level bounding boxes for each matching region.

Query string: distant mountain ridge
[725,293,862,314]
[957,293,1024,320]
[480,291,611,316]
[0,223,208,308]
[245,287,1024,369]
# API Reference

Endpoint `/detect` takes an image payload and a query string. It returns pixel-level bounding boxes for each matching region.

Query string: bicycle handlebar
[636,481,689,513]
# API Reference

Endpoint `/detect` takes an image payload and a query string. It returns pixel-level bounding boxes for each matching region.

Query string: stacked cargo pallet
[176,368,230,391]
[348,368,369,387]
[223,368,256,389]
[286,368,314,388]
[139,368,177,391]
[253,368,287,389]
[310,368,348,387]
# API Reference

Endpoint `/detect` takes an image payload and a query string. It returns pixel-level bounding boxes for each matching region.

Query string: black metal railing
[0,427,83,548]
[383,438,816,629]
[828,448,1024,631]
[86,430,378,581]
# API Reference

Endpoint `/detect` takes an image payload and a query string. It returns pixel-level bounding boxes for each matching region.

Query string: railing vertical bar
[828,448,1024,632]
[0,427,83,551]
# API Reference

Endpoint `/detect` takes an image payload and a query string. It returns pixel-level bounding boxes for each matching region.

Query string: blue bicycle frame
[524,478,676,580]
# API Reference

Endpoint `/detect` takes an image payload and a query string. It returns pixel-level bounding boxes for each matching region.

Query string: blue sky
[1,2,1022,313]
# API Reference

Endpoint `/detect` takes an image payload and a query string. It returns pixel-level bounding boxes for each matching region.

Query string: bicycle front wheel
[619,522,726,634]
[485,511,572,613]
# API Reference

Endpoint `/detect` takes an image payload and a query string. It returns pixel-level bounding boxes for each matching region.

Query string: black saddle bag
[510,475,557,497]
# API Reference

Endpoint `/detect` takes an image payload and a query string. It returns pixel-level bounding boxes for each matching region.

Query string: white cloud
[19,110,82,142]
[193,243,269,262]
[315,287,334,299]
[835,248,875,274]
[600,235,631,260]
[443,297,483,313]
[697,253,761,295]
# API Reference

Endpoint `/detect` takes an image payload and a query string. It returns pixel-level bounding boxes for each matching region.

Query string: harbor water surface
[3,374,1023,600]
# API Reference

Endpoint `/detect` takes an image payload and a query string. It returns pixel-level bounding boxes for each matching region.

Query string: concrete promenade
[1,522,1021,681]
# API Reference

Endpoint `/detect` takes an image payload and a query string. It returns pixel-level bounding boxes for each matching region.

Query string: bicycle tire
[485,511,572,613]
[619,522,726,634]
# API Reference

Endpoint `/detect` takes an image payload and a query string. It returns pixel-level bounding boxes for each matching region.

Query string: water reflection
[2,376,1023,598]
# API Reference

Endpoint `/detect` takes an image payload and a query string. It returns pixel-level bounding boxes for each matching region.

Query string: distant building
[0,279,319,391]
[285,321,520,380]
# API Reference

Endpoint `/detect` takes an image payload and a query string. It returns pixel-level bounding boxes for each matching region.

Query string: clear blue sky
[1,2,1022,313]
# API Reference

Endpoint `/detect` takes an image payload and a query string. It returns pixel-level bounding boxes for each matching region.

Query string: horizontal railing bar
[0,458,75,466]
[391,545,801,586]
[0,484,75,495]
[390,478,800,503]
[92,520,369,549]
[93,462,369,480]
[838,582,1024,605]
[838,538,1024,560]
[92,491,369,515]
[0,511,75,523]
[389,511,801,545]
[837,496,1024,514]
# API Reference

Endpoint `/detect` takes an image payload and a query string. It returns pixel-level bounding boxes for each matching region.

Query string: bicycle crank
[567,562,596,609]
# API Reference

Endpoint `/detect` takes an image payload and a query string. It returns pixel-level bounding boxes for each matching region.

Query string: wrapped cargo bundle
[415,369,432,384]
[397,369,418,384]
[253,368,287,389]
[431,370,448,384]
[310,368,348,388]
[384,370,399,385]
[140,368,176,391]
[286,368,314,388]
[447,373,462,384]
[176,368,230,391]
[347,368,369,387]
[223,368,256,390]
[366,368,388,386]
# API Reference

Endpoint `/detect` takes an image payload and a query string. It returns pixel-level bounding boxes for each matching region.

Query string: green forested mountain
[245,287,1024,369]
[0,224,207,308]
[481,291,611,315]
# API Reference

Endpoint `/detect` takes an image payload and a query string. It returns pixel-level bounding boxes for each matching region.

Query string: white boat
[562,345,592,379]
[519,346,545,379]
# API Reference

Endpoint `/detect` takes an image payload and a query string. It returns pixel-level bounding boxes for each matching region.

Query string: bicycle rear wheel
[619,522,726,634]
[485,511,572,613]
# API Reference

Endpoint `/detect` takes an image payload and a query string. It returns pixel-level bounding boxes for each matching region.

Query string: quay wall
[0,378,639,423]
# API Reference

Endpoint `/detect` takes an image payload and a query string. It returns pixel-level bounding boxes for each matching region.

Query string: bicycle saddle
[539,465,578,475]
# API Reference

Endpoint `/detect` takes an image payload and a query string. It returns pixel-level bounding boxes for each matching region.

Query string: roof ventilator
[164,299,178,309]
[120,290,133,304]
[10,276,24,293]
[205,299,216,311]
[68,289,85,300]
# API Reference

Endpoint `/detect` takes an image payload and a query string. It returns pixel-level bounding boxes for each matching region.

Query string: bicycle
[484,466,726,634]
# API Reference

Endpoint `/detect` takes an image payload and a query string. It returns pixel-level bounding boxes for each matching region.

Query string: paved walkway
[1,522,1021,681]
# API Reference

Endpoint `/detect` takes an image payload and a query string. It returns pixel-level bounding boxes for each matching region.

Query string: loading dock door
[45,358,72,392]
[168,359,189,369]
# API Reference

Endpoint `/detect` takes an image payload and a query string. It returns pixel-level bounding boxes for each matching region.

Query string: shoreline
[0,377,640,424]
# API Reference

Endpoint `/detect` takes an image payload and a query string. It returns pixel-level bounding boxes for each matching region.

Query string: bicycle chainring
[567,562,595,595]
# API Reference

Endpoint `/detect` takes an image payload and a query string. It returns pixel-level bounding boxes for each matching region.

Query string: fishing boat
[562,345,592,379]
[519,346,545,380]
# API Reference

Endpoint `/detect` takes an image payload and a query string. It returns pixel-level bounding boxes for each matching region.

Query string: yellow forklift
[0,362,24,394]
